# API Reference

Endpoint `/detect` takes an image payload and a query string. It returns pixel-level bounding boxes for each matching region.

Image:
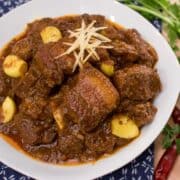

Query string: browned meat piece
[57,16,82,37]
[85,122,116,154]
[12,114,57,146]
[54,120,84,157]
[11,38,33,61]
[110,40,138,63]
[14,64,40,98]
[118,99,157,127]
[125,29,158,67]
[35,45,64,87]
[42,127,57,144]
[19,96,47,120]
[49,40,76,74]
[58,134,84,155]
[28,77,50,97]
[51,65,119,132]
[101,24,126,41]
[28,33,43,54]
[130,102,157,127]
[96,22,139,66]
[15,77,48,98]
[15,117,41,145]
[113,65,161,101]
[81,14,105,27]
[95,48,110,61]
[14,64,50,99]
[89,48,113,68]
[35,38,76,86]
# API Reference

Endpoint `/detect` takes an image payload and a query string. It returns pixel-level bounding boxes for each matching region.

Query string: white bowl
[0,0,179,179]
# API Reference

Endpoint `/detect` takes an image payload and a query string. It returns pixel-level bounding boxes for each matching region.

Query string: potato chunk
[3,55,28,78]
[1,96,16,123]
[52,108,64,130]
[100,62,114,76]
[111,115,139,139]
[40,26,62,44]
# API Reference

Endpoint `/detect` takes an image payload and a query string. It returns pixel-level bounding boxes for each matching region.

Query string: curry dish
[0,14,161,164]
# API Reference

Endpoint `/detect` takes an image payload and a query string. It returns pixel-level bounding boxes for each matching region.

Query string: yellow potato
[100,62,114,76]
[52,108,64,130]
[40,26,62,44]
[2,96,16,123]
[111,115,139,139]
[3,55,28,78]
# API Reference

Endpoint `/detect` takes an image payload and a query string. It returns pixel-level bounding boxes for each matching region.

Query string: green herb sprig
[118,0,180,62]
[162,124,180,153]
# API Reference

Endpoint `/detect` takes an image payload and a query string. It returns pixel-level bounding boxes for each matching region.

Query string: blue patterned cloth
[0,1,162,179]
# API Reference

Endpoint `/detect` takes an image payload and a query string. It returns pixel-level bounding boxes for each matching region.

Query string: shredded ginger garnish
[55,20,113,72]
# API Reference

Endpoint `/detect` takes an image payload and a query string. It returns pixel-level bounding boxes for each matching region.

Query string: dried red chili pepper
[154,142,178,180]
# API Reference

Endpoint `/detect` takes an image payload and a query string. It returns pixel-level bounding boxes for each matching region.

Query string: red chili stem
[154,143,178,180]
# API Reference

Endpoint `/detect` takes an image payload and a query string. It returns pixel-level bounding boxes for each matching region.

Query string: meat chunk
[14,64,50,99]
[11,115,42,145]
[35,45,64,87]
[130,102,157,127]
[11,38,33,61]
[110,40,138,63]
[13,64,40,98]
[58,134,84,155]
[57,16,82,37]
[113,65,161,101]
[125,29,158,67]
[12,114,57,146]
[19,96,47,120]
[16,117,41,145]
[51,65,119,132]
[81,14,105,27]
[118,100,157,127]
[101,24,126,41]
[35,39,76,87]
[95,48,110,61]
[85,122,116,154]
[107,28,158,68]
[96,24,140,67]
[49,40,76,74]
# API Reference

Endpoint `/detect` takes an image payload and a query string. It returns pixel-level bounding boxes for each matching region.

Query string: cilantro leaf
[167,24,178,48]
[162,124,173,137]
[172,124,180,135]
[162,135,173,148]
[162,124,180,149]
